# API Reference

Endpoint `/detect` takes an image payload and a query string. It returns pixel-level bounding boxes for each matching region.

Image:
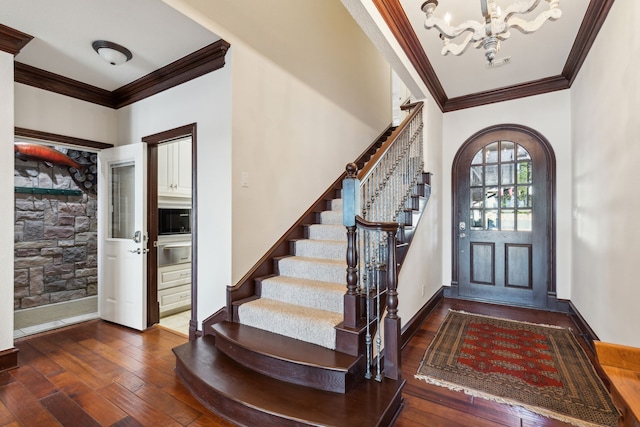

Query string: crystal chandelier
[421,0,562,64]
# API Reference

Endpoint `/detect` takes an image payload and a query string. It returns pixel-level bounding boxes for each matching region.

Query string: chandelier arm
[502,0,542,19]
[441,32,476,56]
[506,8,562,34]
[425,17,485,41]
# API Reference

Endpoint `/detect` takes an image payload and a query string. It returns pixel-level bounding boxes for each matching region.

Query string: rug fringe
[414,373,612,427]
[448,309,567,330]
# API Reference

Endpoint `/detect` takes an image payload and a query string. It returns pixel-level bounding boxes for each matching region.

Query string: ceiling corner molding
[113,39,231,109]
[443,76,570,112]
[562,0,615,86]
[14,62,116,108]
[373,0,610,112]
[0,24,33,55]
[15,127,114,150]
[14,38,230,110]
[372,0,447,111]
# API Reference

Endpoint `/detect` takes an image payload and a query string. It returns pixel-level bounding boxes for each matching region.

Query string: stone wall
[14,156,97,310]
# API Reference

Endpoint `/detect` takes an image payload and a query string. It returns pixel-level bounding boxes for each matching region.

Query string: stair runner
[237,197,346,349]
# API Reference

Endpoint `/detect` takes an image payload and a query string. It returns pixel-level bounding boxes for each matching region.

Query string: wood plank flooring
[0,298,607,426]
[396,298,604,427]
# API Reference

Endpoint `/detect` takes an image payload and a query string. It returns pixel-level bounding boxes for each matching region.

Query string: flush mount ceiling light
[91,40,133,66]
[421,0,562,64]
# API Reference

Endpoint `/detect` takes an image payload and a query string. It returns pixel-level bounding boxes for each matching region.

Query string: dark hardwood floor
[0,298,605,426]
[397,298,602,427]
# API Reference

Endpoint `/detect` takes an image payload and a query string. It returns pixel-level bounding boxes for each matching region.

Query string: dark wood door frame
[449,124,558,308]
[142,123,198,340]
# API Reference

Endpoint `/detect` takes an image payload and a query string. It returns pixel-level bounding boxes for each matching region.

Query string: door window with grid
[469,141,532,232]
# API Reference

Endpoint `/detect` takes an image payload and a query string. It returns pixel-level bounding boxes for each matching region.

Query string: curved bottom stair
[173,330,405,427]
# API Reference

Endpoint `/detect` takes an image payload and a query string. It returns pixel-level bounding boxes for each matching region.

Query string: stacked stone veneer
[14,157,97,310]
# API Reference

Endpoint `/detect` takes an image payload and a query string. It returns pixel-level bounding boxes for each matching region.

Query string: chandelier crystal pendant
[421,0,562,64]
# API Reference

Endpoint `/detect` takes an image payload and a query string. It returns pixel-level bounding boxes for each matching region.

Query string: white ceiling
[0,0,220,91]
[400,0,590,98]
[0,0,599,105]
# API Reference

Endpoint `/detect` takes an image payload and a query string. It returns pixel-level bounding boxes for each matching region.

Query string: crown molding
[113,39,230,108]
[373,0,613,112]
[14,39,230,110]
[373,0,446,111]
[443,76,570,112]
[15,127,113,150]
[15,62,116,107]
[562,0,615,86]
[0,23,33,55]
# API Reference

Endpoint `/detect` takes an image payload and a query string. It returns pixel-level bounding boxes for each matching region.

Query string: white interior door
[98,143,148,330]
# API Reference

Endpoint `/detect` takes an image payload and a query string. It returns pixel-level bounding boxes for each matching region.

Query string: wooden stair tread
[173,335,405,427]
[213,321,356,371]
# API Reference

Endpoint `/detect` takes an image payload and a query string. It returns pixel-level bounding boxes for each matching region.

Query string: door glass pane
[501,186,515,208]
[501,141,514,162]
[501,163,514,185]
[485,165,498,185]
[485,187,498,208]
[485,210,498,230]
[517,186,533,208]
[517,210,532,231]
[470,210,483,230]
[472,149,483,165]
[501,210,515,231]
[517,162,532,184]
[470,188,483,208]
[470,166,483,186]
[517,145,531,161]
[485,142,499,163]
[111,162,135,239]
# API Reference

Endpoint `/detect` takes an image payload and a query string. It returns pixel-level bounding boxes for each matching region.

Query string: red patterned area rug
[415,310,619,427]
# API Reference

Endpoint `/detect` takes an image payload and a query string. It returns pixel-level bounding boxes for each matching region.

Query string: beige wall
[165,0,393,283]
[571,0,640,347]
[0,51,15,351]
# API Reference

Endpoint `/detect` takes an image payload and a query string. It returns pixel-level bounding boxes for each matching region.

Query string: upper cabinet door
[158,138,191,199]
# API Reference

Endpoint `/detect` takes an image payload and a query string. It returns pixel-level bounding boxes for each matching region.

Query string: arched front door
[452,124,555,308]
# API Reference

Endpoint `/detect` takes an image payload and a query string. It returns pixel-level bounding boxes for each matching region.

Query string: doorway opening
[142,124,198,339]
[450,124,556,309]
[13,130,113,338]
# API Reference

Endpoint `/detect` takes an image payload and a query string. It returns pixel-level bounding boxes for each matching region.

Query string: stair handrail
[357,102,424,223]
[342,102,424,381]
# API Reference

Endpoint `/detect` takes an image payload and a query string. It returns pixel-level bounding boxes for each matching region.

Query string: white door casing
[98,143,148,330]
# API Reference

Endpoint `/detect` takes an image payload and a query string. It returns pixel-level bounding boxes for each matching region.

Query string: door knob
[128,248,142,254]
[132,230,142,243]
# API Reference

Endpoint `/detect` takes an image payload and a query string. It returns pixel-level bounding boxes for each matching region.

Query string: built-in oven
[158,208,191,236]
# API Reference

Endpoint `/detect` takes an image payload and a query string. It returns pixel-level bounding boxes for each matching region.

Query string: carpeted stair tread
[173,335,405,427]
[292,238,346,261]
[260,275,344,313]
[238,298,343,349]
[319,209,343,225]
[306,224,347,241]
[276,255,346,284]
[329,198,343,211]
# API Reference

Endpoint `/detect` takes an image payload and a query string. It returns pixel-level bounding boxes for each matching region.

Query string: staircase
[173,103,428,426]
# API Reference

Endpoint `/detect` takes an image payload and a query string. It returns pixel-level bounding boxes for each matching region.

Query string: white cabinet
[158,263,191,316]
[158,139,191,198]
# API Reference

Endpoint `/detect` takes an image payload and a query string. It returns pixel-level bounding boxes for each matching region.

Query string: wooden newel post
[384,229,401,380]
[343,163,361,328]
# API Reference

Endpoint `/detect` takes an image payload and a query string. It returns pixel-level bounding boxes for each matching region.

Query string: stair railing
[342,102,424,381]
